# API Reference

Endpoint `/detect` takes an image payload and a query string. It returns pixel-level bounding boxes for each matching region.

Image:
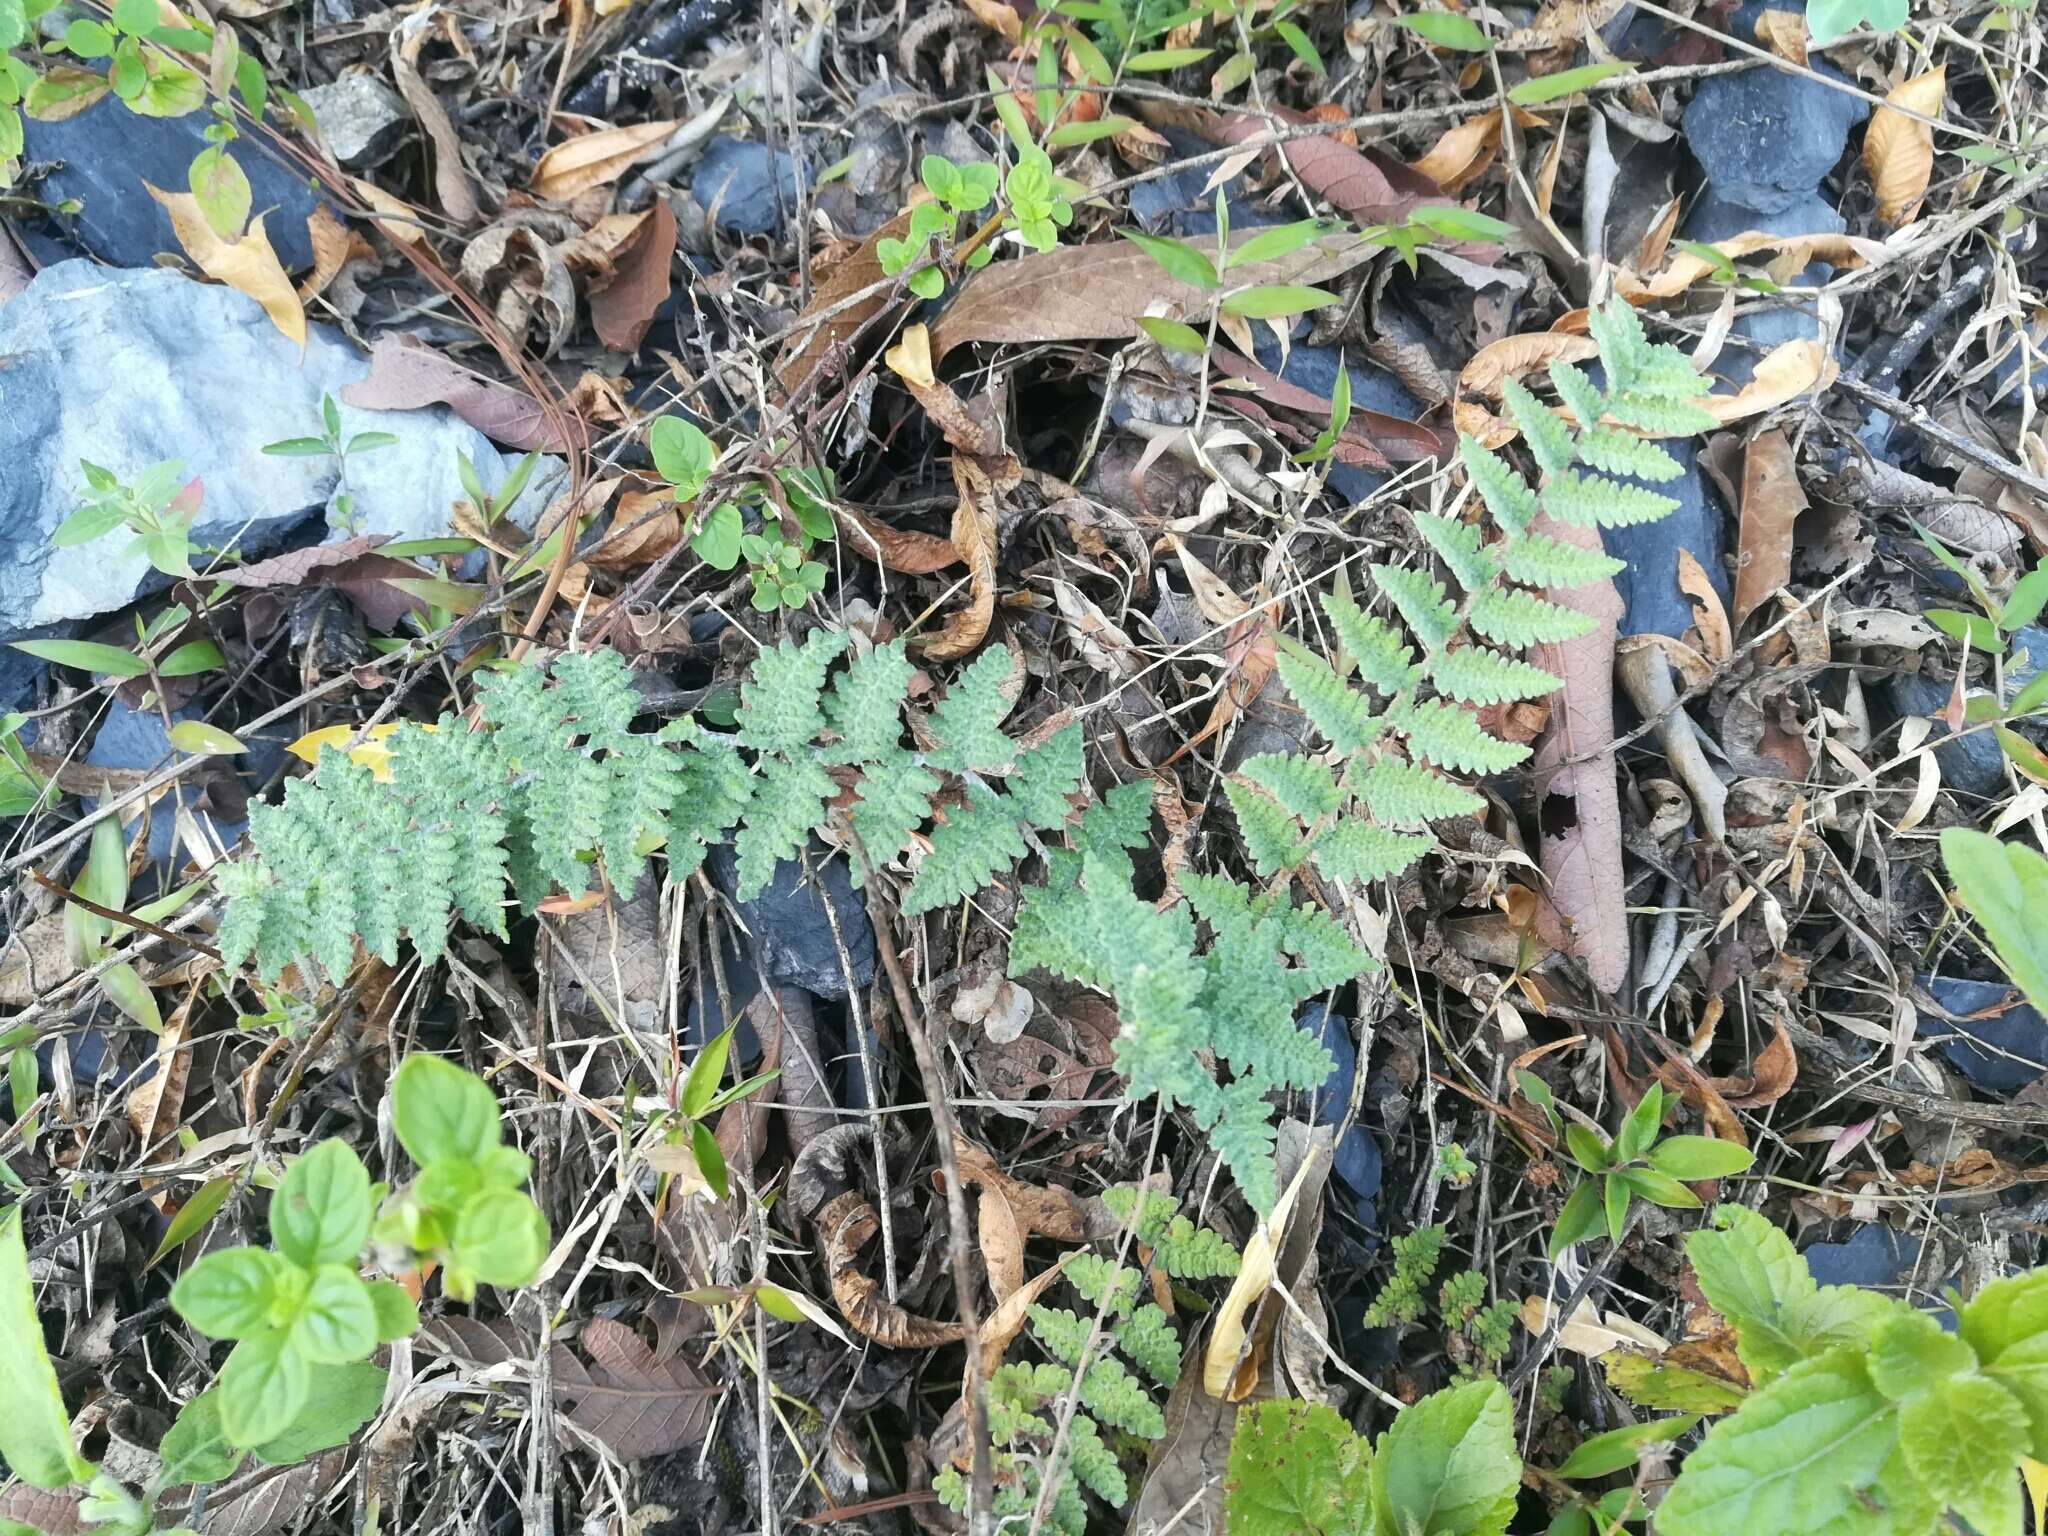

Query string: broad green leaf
[1393,10,1491,49]
[1407,206,1519,243]
[1615,1082,1663,1163]
[1371,1379,1519,1536]
[1962,1271,2048,1458]
[0,1207,94,1488]
[366,1278,418,1343]
[188,144,251,239]
[1137,315,1209,354]
[1897,1372,2026,1519]
[1928,608,2004,651]
[1564,1123,1610,1173]
[1224,218,1327,270]
[1507,61,1633,105]
[100,961,162,1033]
[1682,1205,1814,1381]
[10,639,147,677]
[1615,1167,1703,1210]
[1221,283,1340,319]
[158,640,226,677]
[1119,230,1219,288]
[147,1174,236,1270]
[1646,1136,1755,1181]
[288,1266,379,1364]
[171,1246,281,1340]
[451,1188,548,1289]
[217,1330,311,1448]
[166,720,246,756]
[1556,1414,1699,1479]
[51,501,127,547]
[249,1360,386,1466]
[690,500,743,570]
[158,1390,241,1486]
[390,1054,502,1167]
[1549,1179,1602,1257]
[271,1139,372,1269]
[681,1026,733,1120]
[649,416,715,496]
[1868,1309,1977,1401]
[691,1117,728,1201]
[1941,829,2048,1015]
[1656,1350,1917,1536]
[1224,1399,1373,1536]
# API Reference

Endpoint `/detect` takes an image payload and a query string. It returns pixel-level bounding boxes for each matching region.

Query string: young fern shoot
[1227,299,1720,894]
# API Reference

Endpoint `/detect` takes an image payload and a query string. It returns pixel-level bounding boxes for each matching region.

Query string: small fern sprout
[1228,297,1718,897]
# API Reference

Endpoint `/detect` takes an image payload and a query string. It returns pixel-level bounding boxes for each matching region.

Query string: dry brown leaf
[1732,428,1805,626]
[1530,513,1628,994]
[1615,231,1882,300]
[1633,194,1683,273]
[346,175,427,245]
[947,1138,1087,1303]
[814,1189,967,1348]
[1677,549,1732,662]
[1458,331,1600,397]
[961,0,1024,42]
[977,1255,1074,1378]
[552,1318,718,1460]
[299,204,358,301]
[1520,1295,1669,1358]
[1218,107,1441,221]
[392,42,481,225]
[532,121,677,199]
[588,196,676,352]
[1412,110,1503,194]
[586,488,683,570]
[1712,1013,1798,1108]
[126,990,192,1156]
[147,187,305,346]
[1864,66,1945,227]
[838,504,961,574]
[775,210,910,396]
[1753,9,1809,64]
[1203,1138,1321,1399]
[0,912,78,1006]
[1702,338,1834,426]
[929,226,1380,361]
[341,333,569,451]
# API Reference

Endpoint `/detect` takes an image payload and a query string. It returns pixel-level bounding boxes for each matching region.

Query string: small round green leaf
[451,1189,549,1290]
[217,1331,310,1449]
[270,1139,372,1268]
[289,1266,379,1364]
[166,720,246,756]
[390,1054,501,1168]
[171,1246,280,1340]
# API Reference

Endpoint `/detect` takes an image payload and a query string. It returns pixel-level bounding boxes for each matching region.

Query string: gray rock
[1605,440,1731,639]
[691,135,809,237]
[705,840,876,999]
[81,700,292,865]
[1888,673,2005,795]
[1249,334,1426,505]
[1681,64,1867,214]
[1917,975,2048,1093]
[302,74,409,169]
[0,262,560,635]
[1684,190,1846,387]
[21,98,328,270]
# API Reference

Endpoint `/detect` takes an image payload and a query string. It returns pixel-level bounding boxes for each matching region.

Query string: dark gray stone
[1683,190,1846,387]
[81,700,293,865]
[1802,1224,1922,1289]
[705,840,876,1000]
[1300,1004,1380,1226]
[1888,673,2006,795]
[692,136,809,238]
[1249,334,1426,504]
[1681,63,1867,214]
[22,97,329,269]
[0,263,559,635]
[302,74,408,169]
[1917,975,2048,1093]
[1605,440,1730,639]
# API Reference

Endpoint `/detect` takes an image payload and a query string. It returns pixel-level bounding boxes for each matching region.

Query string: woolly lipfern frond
[224,638,1080,984]
[1247,299,1702,905]
[1011,801,1372,1216]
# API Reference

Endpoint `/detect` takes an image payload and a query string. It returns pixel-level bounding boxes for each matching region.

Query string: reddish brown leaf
[588,196,676,353]
[1213,347,1446,463]
[1732,428,1804,627]
[838,504,962,574]
[341,334,570,452]
[1217,108,1440,221]
[775,210,911,397]
[929,227,1379,361]
[552,1319,719,1461]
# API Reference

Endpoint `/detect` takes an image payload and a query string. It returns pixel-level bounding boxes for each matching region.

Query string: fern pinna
[1010,788,1372,1217]
[219,635,1078,983]
[1228,299,1719,893]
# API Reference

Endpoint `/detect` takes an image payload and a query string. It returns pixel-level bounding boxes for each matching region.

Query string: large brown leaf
[1530,513,1629,995]
[1732,428,1805,627]
[341,334,569,452]
[1864,66,1945,228]
[775,210,911,396]
[552,1318,719,1461]
[1217,108,1441,221]
[928,227,1380,360]
[588,196,677,353]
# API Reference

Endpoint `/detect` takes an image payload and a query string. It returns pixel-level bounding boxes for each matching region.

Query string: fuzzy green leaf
[1371,1379,1519,1536]
[1427,646,1560,706]
[1226,779,1309,877]
[1390,697,1532,774]
[1356,755,1486,827]
[1322,588,1416,693]
[1542,470,1682,529]
[1312,820,1435,884]
[1275,639,1382,754]
[1412,512,1499,595]
[1370,563,1460,653]
[1501,377,1577,479]
[1226,1399,1373,1536]
[1466,589,1598,647]
[1498,530,1626,588]
[1458,437,1539,535]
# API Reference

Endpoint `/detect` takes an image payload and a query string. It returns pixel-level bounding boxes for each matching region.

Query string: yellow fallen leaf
[1702,338,1835,426]
[884,322,937,389]
[1614,230,1883,301]
[1203,1144,1321,1399]
[531,121,677,200]
[1520,1294,1669,1358]
[1865,66,1945,227]
[2023,1457,2048,1534]
[146,185,306,347]
[286,721,432,782]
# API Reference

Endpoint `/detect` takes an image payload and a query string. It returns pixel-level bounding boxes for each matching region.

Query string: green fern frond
[1153,1216,1242,1280]
[1498,531,1626,588]
[1600,392,1720,437]
[1428,645,1561,707]
[1466,589,1598,647]
[1273,640,1382,754]
[1413,511,1500,594]
[924,645,1018,774]
[1501,378,1576,478]
[1548,361,1605,430]
[1321,589,1416,694]
[1081,1355,1166,1437]
[1356,756,1486,828]
[737,629,845,754]
[1066,1253,1142,1316]
[1240,752,1341,820]
[1459,438,1538,534]
[1541,469,1681,528]
[847,749,941,872]
[1225,779,1309,878]
[1391,698,1532,774]
[1312,821,1435,884]
[1004,723,1084,830]
[904,784,1030,915]
[1575,425,1684,481]
[822,639,914,762]
[1585,299,1653,389]
[1028,1304,1097,1367]
[732,754,837,900]
[1066,1414,1128,1505]
[1370,563,1460,653]
[1116,1304,1182,1386]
